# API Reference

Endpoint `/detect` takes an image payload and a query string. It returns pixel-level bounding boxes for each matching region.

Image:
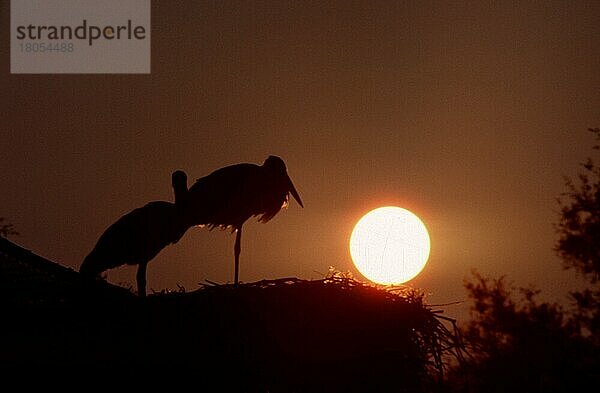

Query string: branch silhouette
[0,217,19,238]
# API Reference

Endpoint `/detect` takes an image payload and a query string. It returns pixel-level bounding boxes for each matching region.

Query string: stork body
[80,171,188,297]
[184,156,303,285]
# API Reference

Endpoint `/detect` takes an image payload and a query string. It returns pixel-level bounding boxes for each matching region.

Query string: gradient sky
[2,1,599,323]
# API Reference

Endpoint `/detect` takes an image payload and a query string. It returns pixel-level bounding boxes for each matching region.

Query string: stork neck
[173,181,188,206]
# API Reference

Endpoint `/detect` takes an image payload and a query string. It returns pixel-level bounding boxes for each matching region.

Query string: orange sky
[1,1,599,323]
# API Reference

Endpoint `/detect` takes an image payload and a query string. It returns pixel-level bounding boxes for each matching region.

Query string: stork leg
[234,226,242,286]
[136,262,148,298]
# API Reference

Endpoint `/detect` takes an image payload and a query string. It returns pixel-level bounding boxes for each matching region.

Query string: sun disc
[349,206,430,285]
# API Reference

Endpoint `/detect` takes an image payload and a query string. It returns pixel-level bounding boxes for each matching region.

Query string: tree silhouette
[0,217,19,238]
[555,128,600,342]
[449,128,600,392]
[453,271,593,393]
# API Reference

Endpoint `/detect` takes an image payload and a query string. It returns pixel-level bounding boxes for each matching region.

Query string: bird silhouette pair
[79,156,304,297]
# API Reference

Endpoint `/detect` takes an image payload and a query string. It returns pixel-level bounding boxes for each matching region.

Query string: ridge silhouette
[80,170,189,297]
[183,155,303,285]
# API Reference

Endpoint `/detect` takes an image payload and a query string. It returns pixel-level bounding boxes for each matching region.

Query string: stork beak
[288,177,304,208]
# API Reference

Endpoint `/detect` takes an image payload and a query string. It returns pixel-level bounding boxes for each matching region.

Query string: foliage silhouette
[0,217,18,238]
[449,128,600,392]
[450,271,596,393]
[555,127,600,342]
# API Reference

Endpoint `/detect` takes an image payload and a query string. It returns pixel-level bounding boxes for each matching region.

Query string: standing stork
[80,170,189,297]
[184,155,304,285]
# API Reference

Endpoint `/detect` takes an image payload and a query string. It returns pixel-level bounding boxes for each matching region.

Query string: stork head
[171,170,188,206]
[263,155,304,208]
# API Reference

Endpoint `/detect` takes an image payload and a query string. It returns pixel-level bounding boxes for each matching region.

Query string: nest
[145,271,466,392]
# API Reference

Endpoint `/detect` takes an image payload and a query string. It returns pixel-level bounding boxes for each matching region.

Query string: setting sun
[350,206,431,285]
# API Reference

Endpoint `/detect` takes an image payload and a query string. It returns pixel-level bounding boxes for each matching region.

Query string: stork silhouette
[184,155,303,285]
[80,170,189,297]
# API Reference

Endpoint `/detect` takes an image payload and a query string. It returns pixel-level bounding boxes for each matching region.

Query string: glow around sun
[349,206,431,285]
